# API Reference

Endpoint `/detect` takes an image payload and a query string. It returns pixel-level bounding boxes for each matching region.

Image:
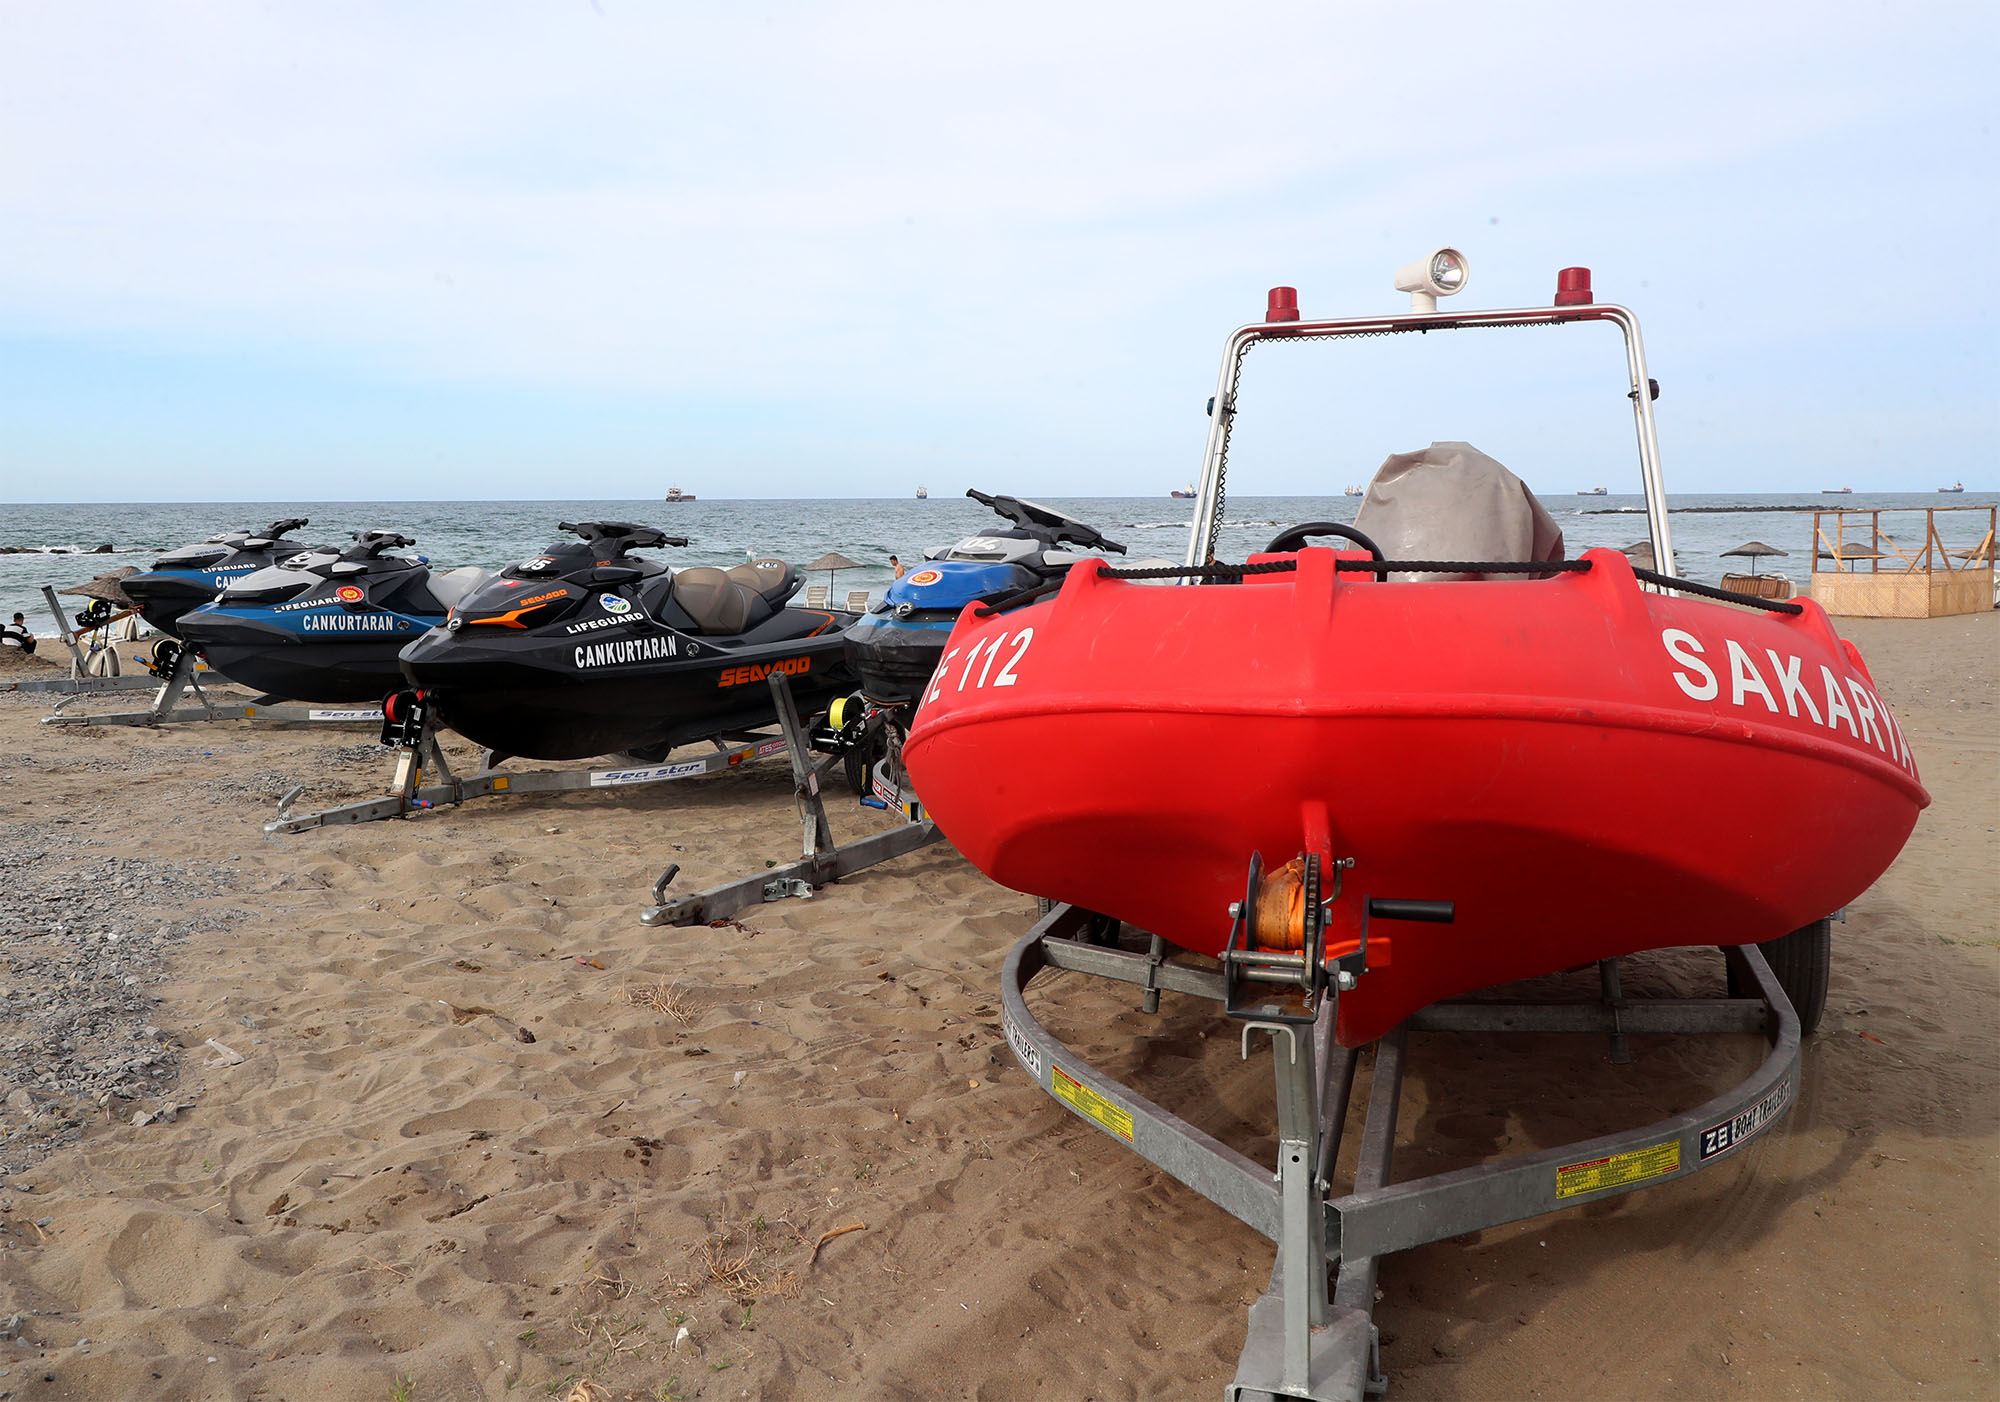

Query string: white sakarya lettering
[1819,665,1857,737]
[573,635,679,669]
[1662,629,1718,701]
[1846,678,1885,752]
[302,613,404,632]
[1661,627,1917,777]
[1726,639,1778,712]
[1765,648,1823,724]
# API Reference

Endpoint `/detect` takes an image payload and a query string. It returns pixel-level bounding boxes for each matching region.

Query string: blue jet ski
[176,531,487,702]
[120,518,326,639]
[830,490,1126,795]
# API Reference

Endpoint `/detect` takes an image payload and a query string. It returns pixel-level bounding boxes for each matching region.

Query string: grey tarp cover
[1352,441,1565,582]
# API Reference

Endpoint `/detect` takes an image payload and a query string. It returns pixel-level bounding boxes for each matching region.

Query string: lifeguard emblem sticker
[335,585,364,603]
[1555,1140,1680,1199]
[907,569,943,586]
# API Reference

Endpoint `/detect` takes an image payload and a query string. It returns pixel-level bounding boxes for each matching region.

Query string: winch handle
[1366,898,1454,923]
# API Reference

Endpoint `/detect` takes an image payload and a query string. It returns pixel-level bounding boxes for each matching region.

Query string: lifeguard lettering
[718,657,812,688]
[1659,627,1917,775]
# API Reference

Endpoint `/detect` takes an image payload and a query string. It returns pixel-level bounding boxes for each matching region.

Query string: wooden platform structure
[1810,505,1995,618]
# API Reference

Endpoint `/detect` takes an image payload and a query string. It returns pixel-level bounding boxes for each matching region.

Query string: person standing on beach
[2,613,34,654]
[890,555,907,579]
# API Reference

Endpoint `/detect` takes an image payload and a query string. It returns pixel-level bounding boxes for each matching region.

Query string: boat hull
[902,548,1928,1046]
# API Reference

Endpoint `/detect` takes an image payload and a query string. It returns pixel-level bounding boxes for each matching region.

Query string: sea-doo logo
[574,635,679,669]
[600,594,632,614]
[563,615,626,635]
[303,612,407,632]
[907,569,943,586]
[718,657,811,688]
[516,589,568,607]
[335,585,365,604]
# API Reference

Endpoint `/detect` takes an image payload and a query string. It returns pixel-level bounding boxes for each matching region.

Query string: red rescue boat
[902,255,1929,1047]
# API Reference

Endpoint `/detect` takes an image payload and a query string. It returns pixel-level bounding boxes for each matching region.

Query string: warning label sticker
[1556,1140,1681,1199]
[1052,1065,1134,1142]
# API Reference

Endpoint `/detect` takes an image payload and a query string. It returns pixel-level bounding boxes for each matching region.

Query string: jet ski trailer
[264,684,787,833]
[636,672,943,926]
[32,588,386,726]
[3,586,164,697]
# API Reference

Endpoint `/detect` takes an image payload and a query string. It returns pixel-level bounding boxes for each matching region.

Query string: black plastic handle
[1366,898,1455,924]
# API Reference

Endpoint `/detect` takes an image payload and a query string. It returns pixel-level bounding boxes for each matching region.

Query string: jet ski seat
[670,559,804,636]
[728,559,802,606]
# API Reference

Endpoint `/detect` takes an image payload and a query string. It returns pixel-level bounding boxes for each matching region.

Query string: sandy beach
[0,611,1993,1402]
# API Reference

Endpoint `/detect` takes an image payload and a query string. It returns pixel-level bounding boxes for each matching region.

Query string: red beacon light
[1265,286,1300,322]
[1554,267,1593,306]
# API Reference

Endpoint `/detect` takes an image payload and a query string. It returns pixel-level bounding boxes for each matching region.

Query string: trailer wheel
[1729,917,1831,1036]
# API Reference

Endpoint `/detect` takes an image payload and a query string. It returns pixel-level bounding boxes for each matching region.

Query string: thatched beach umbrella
[802,550,866,593]
[1721,540,1788,576]
[1818,541,1884,567]
[58,566,139,607]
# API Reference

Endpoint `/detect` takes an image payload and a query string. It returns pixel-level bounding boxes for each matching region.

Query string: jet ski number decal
[718,657,812,687]
[1660,627,1917,776]
[925,627,1034,705]
[575,635,681,668]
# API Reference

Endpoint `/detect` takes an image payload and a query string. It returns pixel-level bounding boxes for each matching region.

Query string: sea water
[3,491,1993,636]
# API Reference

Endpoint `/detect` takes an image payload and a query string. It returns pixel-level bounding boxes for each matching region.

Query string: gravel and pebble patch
[0,821,243,1177]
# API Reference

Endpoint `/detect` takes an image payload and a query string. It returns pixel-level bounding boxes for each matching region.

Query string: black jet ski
[844,489,1125,708]
[398,520,858,761]
[120,517,326,638]
[176,531,487,702]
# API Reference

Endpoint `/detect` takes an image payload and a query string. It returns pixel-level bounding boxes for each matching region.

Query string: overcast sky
[1,1,1992,502]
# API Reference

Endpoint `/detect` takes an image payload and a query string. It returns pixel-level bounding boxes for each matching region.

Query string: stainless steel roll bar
[1184,303,1677,578]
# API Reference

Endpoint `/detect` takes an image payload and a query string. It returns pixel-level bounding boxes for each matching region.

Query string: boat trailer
[268,666,942,914]
[1002,898,1802,1401]
[640,680,942,924]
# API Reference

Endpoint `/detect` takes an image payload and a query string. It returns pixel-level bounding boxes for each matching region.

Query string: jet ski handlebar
[262,517,309,537]
[965,488,1127,555]
[557,521,690,554]
[344,530,418,557]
